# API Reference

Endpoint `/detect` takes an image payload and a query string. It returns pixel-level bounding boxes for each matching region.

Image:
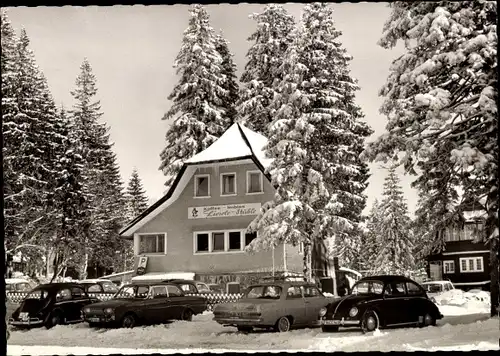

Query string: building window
[459,257,484,273]
[298,242,304,254]
[246,171,263,194]
[139,233,166,254]
[194,230,255,254]
[212,232,225,252]
[221,173,236,196]
[228,231,241,250]
[196,233,209,253]
[443,260,455,274]
[194,174,210,198]
[245,232,257,246]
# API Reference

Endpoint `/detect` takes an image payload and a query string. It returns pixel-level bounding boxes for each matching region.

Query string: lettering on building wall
[188,203,261,219]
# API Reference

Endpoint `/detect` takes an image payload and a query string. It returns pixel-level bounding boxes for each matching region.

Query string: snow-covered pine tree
[70,58,126,278]
[215,31,239,125]
[359,199,382,274]
[373,167,415,275]
[125,168,149,221]
[246,3,372,282]
[363,1,498,316]
[238,4,296,136]
[159,5,229,191]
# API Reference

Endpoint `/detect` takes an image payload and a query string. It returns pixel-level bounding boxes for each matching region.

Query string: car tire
[274,316,291,332]
[181,309,194,321]
[121,313,137,328]
[45,311,63,329]
[237,326,253,333]
[322,325,339,332]
[419,312,436,328]
[361,310,379,334]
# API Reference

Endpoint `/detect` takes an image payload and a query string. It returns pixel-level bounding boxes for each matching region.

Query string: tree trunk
[80,251,89,280]
[303,242,312,282]
[490,237,499,317]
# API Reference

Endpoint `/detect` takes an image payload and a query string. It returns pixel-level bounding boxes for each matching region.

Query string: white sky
[5,3,419,215]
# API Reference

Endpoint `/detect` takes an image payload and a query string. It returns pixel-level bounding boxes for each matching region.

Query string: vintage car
[318,275,443,333]
[213,281,329,332]
[82,281,208,328]
[9,282,100,329]
[163,279,213,294]
[421,280,455,303]
[6,278,35,292]
[79,279,120,294]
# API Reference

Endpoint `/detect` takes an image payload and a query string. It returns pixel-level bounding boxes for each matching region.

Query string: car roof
[80,279,112,283]
[126,281,181,287]
[248,281,315,287]
[163,279,200,284]
[34,282,83,290]
[358,275,413,283]
[422,280,451,284]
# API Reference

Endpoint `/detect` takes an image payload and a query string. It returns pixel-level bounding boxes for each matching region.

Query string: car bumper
[9,317,44,327]
[319,318,360,327]
[214,317,264,326]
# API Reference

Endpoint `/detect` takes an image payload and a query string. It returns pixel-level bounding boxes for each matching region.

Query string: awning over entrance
[131,272,195,282]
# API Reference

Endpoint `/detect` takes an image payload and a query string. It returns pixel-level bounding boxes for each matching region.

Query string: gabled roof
[119,123,272,237]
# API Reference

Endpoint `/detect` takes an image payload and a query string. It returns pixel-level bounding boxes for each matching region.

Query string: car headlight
[349,307,358,317]
[83,307,91,314]
[319,307,327,317]
[103,308,114,315]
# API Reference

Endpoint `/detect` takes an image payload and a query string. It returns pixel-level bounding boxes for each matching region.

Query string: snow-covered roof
[131,272,195,282]
[185,122,272,169]
[119,123,273,237]
[5,278,29,284]
[463,210,487,222]
[339,267,362,278]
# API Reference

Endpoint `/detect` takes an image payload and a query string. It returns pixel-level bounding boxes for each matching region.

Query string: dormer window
[221,173,236,196]
[194,174,210,198]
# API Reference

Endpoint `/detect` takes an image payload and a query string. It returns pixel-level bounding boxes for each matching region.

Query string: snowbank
[433,289,491,315]
[7,312,498,352]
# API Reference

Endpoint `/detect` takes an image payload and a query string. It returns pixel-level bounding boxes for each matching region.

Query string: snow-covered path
[7,307,499,353]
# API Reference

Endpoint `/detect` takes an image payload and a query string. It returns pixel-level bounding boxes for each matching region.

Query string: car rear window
[102,282,118,292]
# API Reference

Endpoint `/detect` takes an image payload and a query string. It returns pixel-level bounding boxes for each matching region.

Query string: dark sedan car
[82,281,208,328]
[318,275,443,333]
[9,282,100,329]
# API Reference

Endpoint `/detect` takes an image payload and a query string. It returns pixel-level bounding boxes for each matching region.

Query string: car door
[283,286,307,325]
[302,285,327,325]
[380,282,410,326]
[405,281,429,323]
[147,286,170,324]
[70,286,90,321]
[54,288,75,321]
[165,285,186,320]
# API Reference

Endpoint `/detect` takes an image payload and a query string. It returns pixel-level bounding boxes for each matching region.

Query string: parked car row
[8,275,443,334]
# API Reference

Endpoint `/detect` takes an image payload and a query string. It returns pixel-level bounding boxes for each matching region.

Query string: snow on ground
[435,289,491,315]
[7,301,499,354]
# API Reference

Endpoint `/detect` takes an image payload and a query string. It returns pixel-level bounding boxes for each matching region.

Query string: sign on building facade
[188,203,261,219]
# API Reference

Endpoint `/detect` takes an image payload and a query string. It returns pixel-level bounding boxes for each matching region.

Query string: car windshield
[114,285,150,299]
[26,289,49,300]
[422,283,443,293]
[351,281,384,295]
[196,283,211,293]
[245,285,282,299]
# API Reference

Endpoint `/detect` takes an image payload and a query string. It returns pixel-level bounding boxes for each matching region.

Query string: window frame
[193,229,258,254]
[194,174,211,198]
[138,233,167,255]
[220,172,237,197]
[459,257,484,273]
[246,170,264,195]
[443,260,455,274]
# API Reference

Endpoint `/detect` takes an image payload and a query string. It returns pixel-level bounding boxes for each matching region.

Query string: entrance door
[429,262,443,280]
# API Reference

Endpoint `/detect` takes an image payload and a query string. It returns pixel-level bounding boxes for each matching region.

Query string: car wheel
[420,312,436,328]
[274,316,291,332]
[237,326,253,333]
[361,310,379,334]
[181,309,193,321]
[121,313,137,328]
[322,325,339,332]
[45,311,63,329]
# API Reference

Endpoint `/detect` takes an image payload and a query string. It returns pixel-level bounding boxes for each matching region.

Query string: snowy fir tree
[159,5,229,191]
[246,3,372,282]
[359,199,383,274]
[238,4,296,136]
[70,58,126,278]
[125,168,149,221]
[215,31,239,125]
[373,167,415,275]
[363,1,498,315]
